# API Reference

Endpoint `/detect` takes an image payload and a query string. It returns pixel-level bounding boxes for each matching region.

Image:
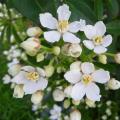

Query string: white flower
[53,89,65,102]
[11,66,48,94]
[83,21,112,54]
[70,109,81,120]
[2,74,11,84]
[20,37,40,56]
[64,62,110,101]
[39,4,81,43]
[50,105,62,120]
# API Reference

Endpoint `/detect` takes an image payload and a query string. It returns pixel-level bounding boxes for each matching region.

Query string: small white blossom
[83,21,112,54]
[11,66,48,94]
[2,74,11,84]
[64,62,110,101]
[50,105,62,120]
[39,4,81,43]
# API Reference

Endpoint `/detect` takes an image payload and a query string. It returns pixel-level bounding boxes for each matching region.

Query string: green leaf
[106,20,120,35]
[66,0,97,23]
[6,0,60,24]
[94,0,104,20]
[106,0,119,19]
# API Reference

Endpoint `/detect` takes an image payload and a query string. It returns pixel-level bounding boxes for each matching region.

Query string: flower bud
[13,84,24,98]
[72,100,80,105]
[85,98,96,108]
[98,55,107,64]
[70,109,81,120]
[21,52,28,61]
[2,74,11,84]
[52,46,61,56]
[114,53,120,64]
[36,53,44,62]
[44,65,54,77]
[70,61,81,71]
[31,91,44,104]
[27,27,42,37]
[64,85,73,97]
[20,37,40,56]
[53,89,65,102]
[8,64,21,77]
[68,44,82,57]
[107,78,120,90]
[62,43,82,57]
[63,99,70,109]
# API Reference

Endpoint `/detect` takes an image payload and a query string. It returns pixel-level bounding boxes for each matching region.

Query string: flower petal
[71,82,86,100]
[11,71,26,84]
[92,69,110,84]
[63,32,80,43]
[84,25,96,39]
[83,40,94,50]
[64,70,82,84]
[68,21,80,33]
[44,31,61,43]
[79,19,86,31]
[86,83,101,101]
[57,4,71,21]
[23,78,48,94]
[81,62,95,74]
[70,61,81,71]
[95,21,106,36]
[21,66,35,72]
[39,13,58,29]
[102,35,112,47]
[94,46,107,54]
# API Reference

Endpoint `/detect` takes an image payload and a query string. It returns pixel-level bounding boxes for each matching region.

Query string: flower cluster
[2,4,120,120]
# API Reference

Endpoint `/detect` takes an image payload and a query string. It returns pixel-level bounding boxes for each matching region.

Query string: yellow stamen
[58,20,68,33]
[26,72,39,81]
[82,75,93,85]
[93,36,103,45]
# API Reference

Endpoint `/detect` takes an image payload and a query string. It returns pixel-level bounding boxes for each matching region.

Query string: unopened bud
[20,37,40,56]
[63,99,70,109]
[21,52,28,61]
[13,84,24,98]
[70,109,81,120]
[8,64,21,77]
[98,55,107,64]
[70,61,81,71]
[27,27,42,37]
[72,100,80,105]
[64,85,73,97]
[53,89,65,102]
[36,53,44,62]
[31,91,44,104]
[85,98,96,108]
[44,65,54,77]
[107,78,120,90]
[114,53,120,64]
[52,46,60,56]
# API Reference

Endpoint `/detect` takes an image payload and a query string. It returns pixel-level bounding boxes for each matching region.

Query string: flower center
[93,36,103,45]
[82,75,93,85]
[58,20,69,33]
[26,72,39,81]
